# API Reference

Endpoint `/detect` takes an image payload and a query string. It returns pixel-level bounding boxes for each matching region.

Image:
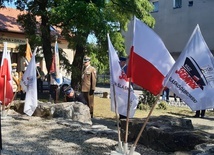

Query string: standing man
[81,56,97,118]
[119,56,128,120]
[119,56,127,74]
[11,63,19,95]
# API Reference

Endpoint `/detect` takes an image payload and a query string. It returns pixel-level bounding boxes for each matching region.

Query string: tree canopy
[1,0,155,90]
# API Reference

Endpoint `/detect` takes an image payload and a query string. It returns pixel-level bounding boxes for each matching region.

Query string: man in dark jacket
[64,87,87,105]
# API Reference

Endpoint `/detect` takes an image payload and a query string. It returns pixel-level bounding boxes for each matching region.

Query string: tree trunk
[71,44,85,91]
[38,0,52,73]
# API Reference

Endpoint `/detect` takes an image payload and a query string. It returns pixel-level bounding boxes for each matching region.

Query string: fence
[97,74,110,85]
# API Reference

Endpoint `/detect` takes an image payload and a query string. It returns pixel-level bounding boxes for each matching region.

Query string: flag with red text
[164,25,214,111]
[107,34,138,117]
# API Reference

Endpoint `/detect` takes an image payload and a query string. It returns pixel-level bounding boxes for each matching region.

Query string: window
[152,1,159,12]
[173,0,182,9]
[188,1,193,7]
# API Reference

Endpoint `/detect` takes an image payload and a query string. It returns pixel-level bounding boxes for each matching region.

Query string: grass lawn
[94,96,214,119]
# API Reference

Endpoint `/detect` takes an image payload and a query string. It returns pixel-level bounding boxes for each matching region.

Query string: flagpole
[112,84,123,153]
[0,75,7,151]
[128,88,163,155]
[6,90,18,113]
[123,78,132,153]
[2,75,6,115]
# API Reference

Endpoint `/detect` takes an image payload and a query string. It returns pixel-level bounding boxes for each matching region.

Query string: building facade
[150,0,214,60]
[0,7,74,77]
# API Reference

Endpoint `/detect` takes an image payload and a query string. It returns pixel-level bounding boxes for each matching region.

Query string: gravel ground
[1,110,173,155]
[1,109,213,155]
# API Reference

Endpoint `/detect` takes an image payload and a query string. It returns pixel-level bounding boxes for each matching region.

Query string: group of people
[11,62,45,100]
[63,56,97,118]
[12,54,207,119]
[63,55,128,120]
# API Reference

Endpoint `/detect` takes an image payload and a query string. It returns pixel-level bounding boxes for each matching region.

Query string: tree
[1,0,155,91]
[50,0,155,89]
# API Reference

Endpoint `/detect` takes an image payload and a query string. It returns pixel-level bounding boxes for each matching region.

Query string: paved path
[186,116,214,134]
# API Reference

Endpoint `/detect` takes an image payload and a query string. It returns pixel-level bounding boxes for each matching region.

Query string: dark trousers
[162,88,169,102]
[82,92,94,118]
[20,90,26,100]
[119,114,127,120]
[50,85,58,101]
[195,110,206,117]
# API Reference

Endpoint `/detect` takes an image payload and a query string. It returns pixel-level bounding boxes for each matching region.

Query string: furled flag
[164,25,214,111]
[25,42,32,62]
[107,34,138,117]
[0,42,13,106]
[127,16,175,95]
[20,47,38,116]
[50,39,61,85]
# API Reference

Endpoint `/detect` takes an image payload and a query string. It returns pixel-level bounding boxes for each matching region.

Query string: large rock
[11,100,92,125]
[120,115,214,152]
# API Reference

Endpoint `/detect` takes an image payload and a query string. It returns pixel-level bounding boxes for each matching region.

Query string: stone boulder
[11,100,92,125]
[120,115,214,152]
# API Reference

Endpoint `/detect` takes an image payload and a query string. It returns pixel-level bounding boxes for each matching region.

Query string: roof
[0,7,65,39]
[0,7,25,33]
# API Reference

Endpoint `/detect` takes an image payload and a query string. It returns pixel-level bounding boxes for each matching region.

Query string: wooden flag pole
[123,78,132,153]
[2,75,6,115]
[112,84,123,153]
[129,88,163,155]
[6,90,18,113]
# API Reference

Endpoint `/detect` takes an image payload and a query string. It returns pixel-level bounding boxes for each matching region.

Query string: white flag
[21,47,38,116]
[164,25,214,111]
[107,34,138,117]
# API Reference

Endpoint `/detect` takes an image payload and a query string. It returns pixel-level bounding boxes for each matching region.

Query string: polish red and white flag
[127,16,175,95]
[0,42,13,106]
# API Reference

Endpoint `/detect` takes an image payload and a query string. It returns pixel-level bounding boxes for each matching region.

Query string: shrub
[138,103,150,111]
[157,101,168,110]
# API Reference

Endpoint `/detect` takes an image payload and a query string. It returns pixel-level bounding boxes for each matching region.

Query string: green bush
[141,89,158,108]
[138,103,150,111]
[157,101,168,110]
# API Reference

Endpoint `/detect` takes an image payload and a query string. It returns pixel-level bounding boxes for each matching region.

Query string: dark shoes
[193,115,205,118]
[194,115,199,118]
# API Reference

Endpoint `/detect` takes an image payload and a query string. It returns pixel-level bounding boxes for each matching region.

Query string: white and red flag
[20,47,38,116]
[50,40,61,85]
[164,25,214,111]
[0,42,13,106]
[127,16,175,95]
[107,34,138,117]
